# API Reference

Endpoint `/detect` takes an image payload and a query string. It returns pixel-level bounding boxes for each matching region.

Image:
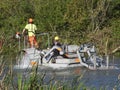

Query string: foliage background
[0,0,120,56]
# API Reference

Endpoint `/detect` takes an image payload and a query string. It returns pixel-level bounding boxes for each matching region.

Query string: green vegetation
[0,0,120,56]
[0,1,120,89]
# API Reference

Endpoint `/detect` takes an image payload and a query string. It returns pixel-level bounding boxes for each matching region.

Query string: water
[20,68,120,89]
[39,68,120,90]
[1,57,120,90]
[82,69,120,89]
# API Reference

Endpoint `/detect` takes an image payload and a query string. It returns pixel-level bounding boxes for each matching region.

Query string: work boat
[14,43,111,70]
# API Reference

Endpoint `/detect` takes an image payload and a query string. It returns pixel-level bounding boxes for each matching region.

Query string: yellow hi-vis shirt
[24,24,37,36]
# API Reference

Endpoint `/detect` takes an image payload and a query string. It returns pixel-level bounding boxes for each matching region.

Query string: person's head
[54,36,60,41]
[28,18,33,23]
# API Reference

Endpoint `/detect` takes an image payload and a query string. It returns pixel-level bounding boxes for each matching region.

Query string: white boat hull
[14,63,83,69]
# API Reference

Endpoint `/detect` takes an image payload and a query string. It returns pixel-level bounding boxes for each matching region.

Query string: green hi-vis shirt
[24,24,37,36]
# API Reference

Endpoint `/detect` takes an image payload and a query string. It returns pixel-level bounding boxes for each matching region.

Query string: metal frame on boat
[14,33,117,70]
[14,43,108,70]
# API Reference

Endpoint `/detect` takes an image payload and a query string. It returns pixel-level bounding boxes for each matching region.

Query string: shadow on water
[2,56,120,90]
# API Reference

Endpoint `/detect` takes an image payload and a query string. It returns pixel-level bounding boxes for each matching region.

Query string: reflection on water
[11,57,120,89]
[83,69,120,89]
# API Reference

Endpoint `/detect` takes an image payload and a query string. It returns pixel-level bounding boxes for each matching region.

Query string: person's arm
[22,24,28,35]
[34,24,37,34]
[34,24,37,31]
[22,28,26,34]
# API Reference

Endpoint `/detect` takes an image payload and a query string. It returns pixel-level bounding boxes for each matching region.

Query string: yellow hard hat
[28,18,33,23]
[54,36,59,40]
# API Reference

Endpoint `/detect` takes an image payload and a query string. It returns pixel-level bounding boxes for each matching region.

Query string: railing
[17,32,51,50]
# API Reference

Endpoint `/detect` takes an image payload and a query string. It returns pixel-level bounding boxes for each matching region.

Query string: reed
[0,57,5,90]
